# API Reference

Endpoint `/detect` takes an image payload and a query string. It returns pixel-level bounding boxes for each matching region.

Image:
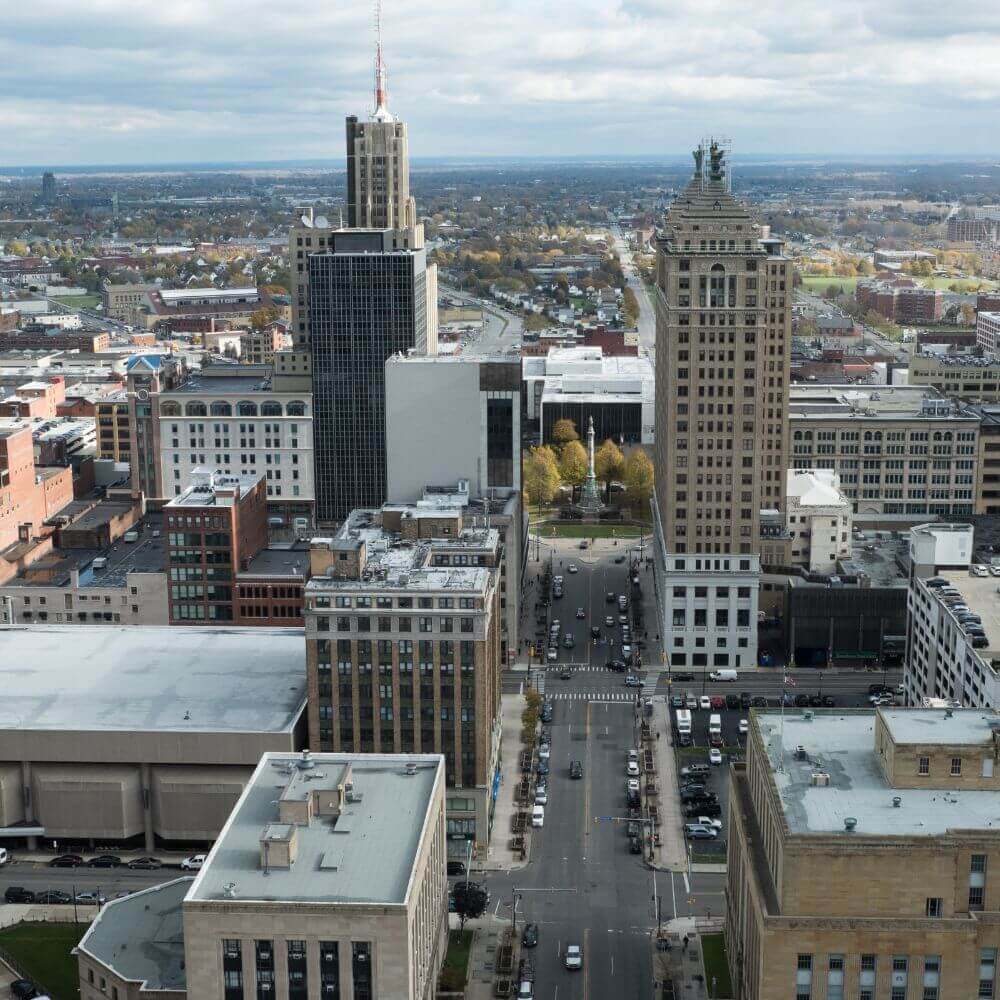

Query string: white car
[627,750,639,763]
[739,719,748,735]
[547,648,558,662]
[991,566,1000,578]
[695,817,723,831]
[627,778,640,793]
[699,695,712,711]
[553,576,564,585]
[181,854,206,871]
[627,761,640,777]
[531,805,545,827]
[972,564,989,577]
[538,744,551,761]
[534,788,548,806]
[709,748,723,765]
[565,944,583,970]
[567,564,579,574]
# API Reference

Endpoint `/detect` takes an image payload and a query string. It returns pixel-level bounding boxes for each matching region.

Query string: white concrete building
[522,346,655,445]
[785,469,853,574]
[155,365,314,528]
[977,311,1000,353]
[903,523,1000,707]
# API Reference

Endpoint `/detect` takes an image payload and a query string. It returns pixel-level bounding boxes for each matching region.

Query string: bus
[676,709,692,737]
[708,713,722,746]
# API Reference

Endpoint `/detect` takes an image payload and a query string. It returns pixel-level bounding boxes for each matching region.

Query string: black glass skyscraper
[308,230,427,523]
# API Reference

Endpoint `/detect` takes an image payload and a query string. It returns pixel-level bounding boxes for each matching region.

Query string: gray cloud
[0,0,998,165]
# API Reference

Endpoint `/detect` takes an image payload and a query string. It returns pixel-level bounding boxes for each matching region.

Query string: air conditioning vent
[810,772,830,787]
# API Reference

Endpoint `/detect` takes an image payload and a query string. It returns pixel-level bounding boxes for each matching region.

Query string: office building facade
[308,230,428,523]
[653,141,790,557]
[304,502,503,855]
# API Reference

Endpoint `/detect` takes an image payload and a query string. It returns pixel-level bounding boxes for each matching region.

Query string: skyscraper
[309,230,429,523]
[652,141,790,557]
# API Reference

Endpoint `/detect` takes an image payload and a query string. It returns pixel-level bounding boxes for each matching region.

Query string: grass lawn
[800,275,858,294]
[438,929,473,991]
[534,521,645,539]
[0,921,88,999]
[50,294,101,310]
[701,932,734,998]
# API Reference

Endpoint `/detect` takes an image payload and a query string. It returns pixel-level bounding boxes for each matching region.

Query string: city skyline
[3,0,1000,166]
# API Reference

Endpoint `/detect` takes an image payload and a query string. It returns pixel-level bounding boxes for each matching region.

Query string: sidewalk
[480,693,531,873]
[462,914,517,1000]
[647,696,687,870]
[651,916,727,1000]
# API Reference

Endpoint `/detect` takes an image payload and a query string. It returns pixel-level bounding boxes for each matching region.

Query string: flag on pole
[784,675,796,687]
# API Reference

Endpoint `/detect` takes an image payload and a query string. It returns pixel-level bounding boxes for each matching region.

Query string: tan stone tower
[652,141,790,557]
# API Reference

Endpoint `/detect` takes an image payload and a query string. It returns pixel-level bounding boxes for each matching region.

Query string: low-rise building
[95,390,130,461]
[728,707,1000,1000]
[908,349,1000,402]
[304,503,503,855]
[77,751,448,1000]
[785,469,852,574]
[789,384,978,517]
[977,311,1000,353]
[0,625,306,849]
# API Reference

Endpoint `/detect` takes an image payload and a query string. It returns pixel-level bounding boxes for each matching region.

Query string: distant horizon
[3,151,1000,177]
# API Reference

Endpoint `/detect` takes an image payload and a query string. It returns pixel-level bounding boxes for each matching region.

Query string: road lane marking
[583,926,590,1000]
[670,871,677,919]
[584,701,591,839]
[683,872,690,894]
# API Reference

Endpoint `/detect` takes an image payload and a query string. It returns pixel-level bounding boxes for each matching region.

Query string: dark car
[686,801,721,818]
[627,820,640,837]
[726,694,740,710]
[522,922,539,948]
[87,854,122,868]
[740,691,752,708]
[626,790,640,808]
[569,760,583,779]
[536,760,550,776]
[629,835,643,854]
[49,853,83,868]
[808,695,823,708]
[794,694,810,707]
[541,707,553,724]
[590,626,601,639]
[868,683,891,696]
[448,892,456,912]
[560,667,572,680]
[676,734,693,748]
[127,856,163,870]
[5,887,35,904]
[614,555,625,564]
[672,671,695,682]
[822,695,836,708]
[670,694,684,708]
[606,659,626,672]
[606,592,615,603]
[447,861,467,877]
[10,981,39,1000]
[751,695,769,707]
[35,889,72,904]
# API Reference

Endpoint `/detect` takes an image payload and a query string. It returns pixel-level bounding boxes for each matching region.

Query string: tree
[559,440,589,495]
[621,287,640,326]
[249,306,279,330]
[594,439,625,495]
[624,450,654,514]
[452,880,488,930]
[522,446,561,507]
[551,418,579,448]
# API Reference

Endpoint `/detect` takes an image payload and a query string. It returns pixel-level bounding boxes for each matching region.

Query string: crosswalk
[540,665,614,673]
[547,691,640,701]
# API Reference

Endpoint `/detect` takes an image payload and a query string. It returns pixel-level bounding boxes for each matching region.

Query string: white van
[709,669,738,682]
[531,805,545,827]
[0,847,8,865]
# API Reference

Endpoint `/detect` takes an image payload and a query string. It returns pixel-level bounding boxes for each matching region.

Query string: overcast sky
[2,0,999,166]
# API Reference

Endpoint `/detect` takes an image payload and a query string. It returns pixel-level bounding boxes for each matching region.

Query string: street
[611,227,656,361]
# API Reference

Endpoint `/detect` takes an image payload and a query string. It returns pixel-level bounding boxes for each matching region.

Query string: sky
[2,0,1000,166]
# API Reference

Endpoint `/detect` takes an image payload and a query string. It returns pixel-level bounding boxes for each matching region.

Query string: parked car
[536,760,550,776]
[567,564,578,574]
[0,847,8,865]
[671,671,695,682]
[685,802,721,819]
[75,891,107,905]
[671,694,685,708]
[10,981,39,1000]
[710,695,726,710]
[627,761,640,777]
[694,817,723,831]
[627,778,640,794]
[181,854,206,871]
[127,856,162,870]
[570,760,583,779]
[725,694,740,710]
[808,695,823,708]
[605,616,615,627]
[699,695,711,710]
[531,805,545,828]
[794,694,810,707]
[685,823,719,840]
[534,788,548,806]
[541,706,553,723]
[4,887,35,904]
[629,834,643,854]
[709,748,723,765]
[35,889,72,904]
[680,764,710,778]
[740,691,752,708]
[522,923,539,948]
[49,854,83,868]
[87,854,122,868]
[447,861,467,877]
[822,696,836,708]
[739,719,748,736]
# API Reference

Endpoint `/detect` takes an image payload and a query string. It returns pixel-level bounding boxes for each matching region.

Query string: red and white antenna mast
[372,0,393,121]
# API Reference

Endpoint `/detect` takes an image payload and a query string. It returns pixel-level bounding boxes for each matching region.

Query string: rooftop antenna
[372,0,393,122]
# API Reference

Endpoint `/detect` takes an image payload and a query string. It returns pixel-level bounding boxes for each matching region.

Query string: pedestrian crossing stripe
[547,691,638,701]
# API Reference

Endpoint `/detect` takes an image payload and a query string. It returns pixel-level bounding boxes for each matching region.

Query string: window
[891,955,908,1000]
[918,756,930,775]
[860,954,876,1000]
[926,896,943,917]
[796,953,813,1000]
[923,955,941,1000]
[951,757,962,776]
[971,885,985,910]
[827,955,845,1000]
[980,948,996,999]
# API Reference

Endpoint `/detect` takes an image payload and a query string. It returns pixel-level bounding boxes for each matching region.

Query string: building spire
[372,0,394,122]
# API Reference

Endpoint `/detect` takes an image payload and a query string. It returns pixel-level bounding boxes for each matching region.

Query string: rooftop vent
[795,746,807,761]
[945,708,954,718]
[844,817,858,832]
[297,749,315,771]
[893,796,902,808]
[804,710,814,722]
[222,882,238,898]
[404,762,418,776]
[810,772,830,787]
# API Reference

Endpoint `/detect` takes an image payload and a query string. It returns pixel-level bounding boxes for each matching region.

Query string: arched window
[160,401,181,417]
[286,400,306,416]
[942,431,953,441]
[709,263,726,308]
[793,430,802,441]
[803,431,812,440]
[185,401,207,417]
[261,401,283,416]
[237,401,258,417]
[864,431,873,441]
[210,401,232,416]
[933,431,942,442]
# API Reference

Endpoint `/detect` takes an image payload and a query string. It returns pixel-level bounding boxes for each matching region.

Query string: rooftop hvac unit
[810,772,830,787]
[844,817,858,832]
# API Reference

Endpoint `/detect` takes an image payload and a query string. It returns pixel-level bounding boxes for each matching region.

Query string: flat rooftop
[166,370,273,394]
[0,626,306,733]
[166,470,261,507]
[880,708,1000,746]
[189,753,442,905]
[758,709,1000,837]
[241,544,310,578]
[77,878,191,991]
[788,384,975,421]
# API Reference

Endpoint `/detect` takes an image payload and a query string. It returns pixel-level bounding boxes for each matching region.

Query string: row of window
[314,594,479,610]
[161,399,307,417]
